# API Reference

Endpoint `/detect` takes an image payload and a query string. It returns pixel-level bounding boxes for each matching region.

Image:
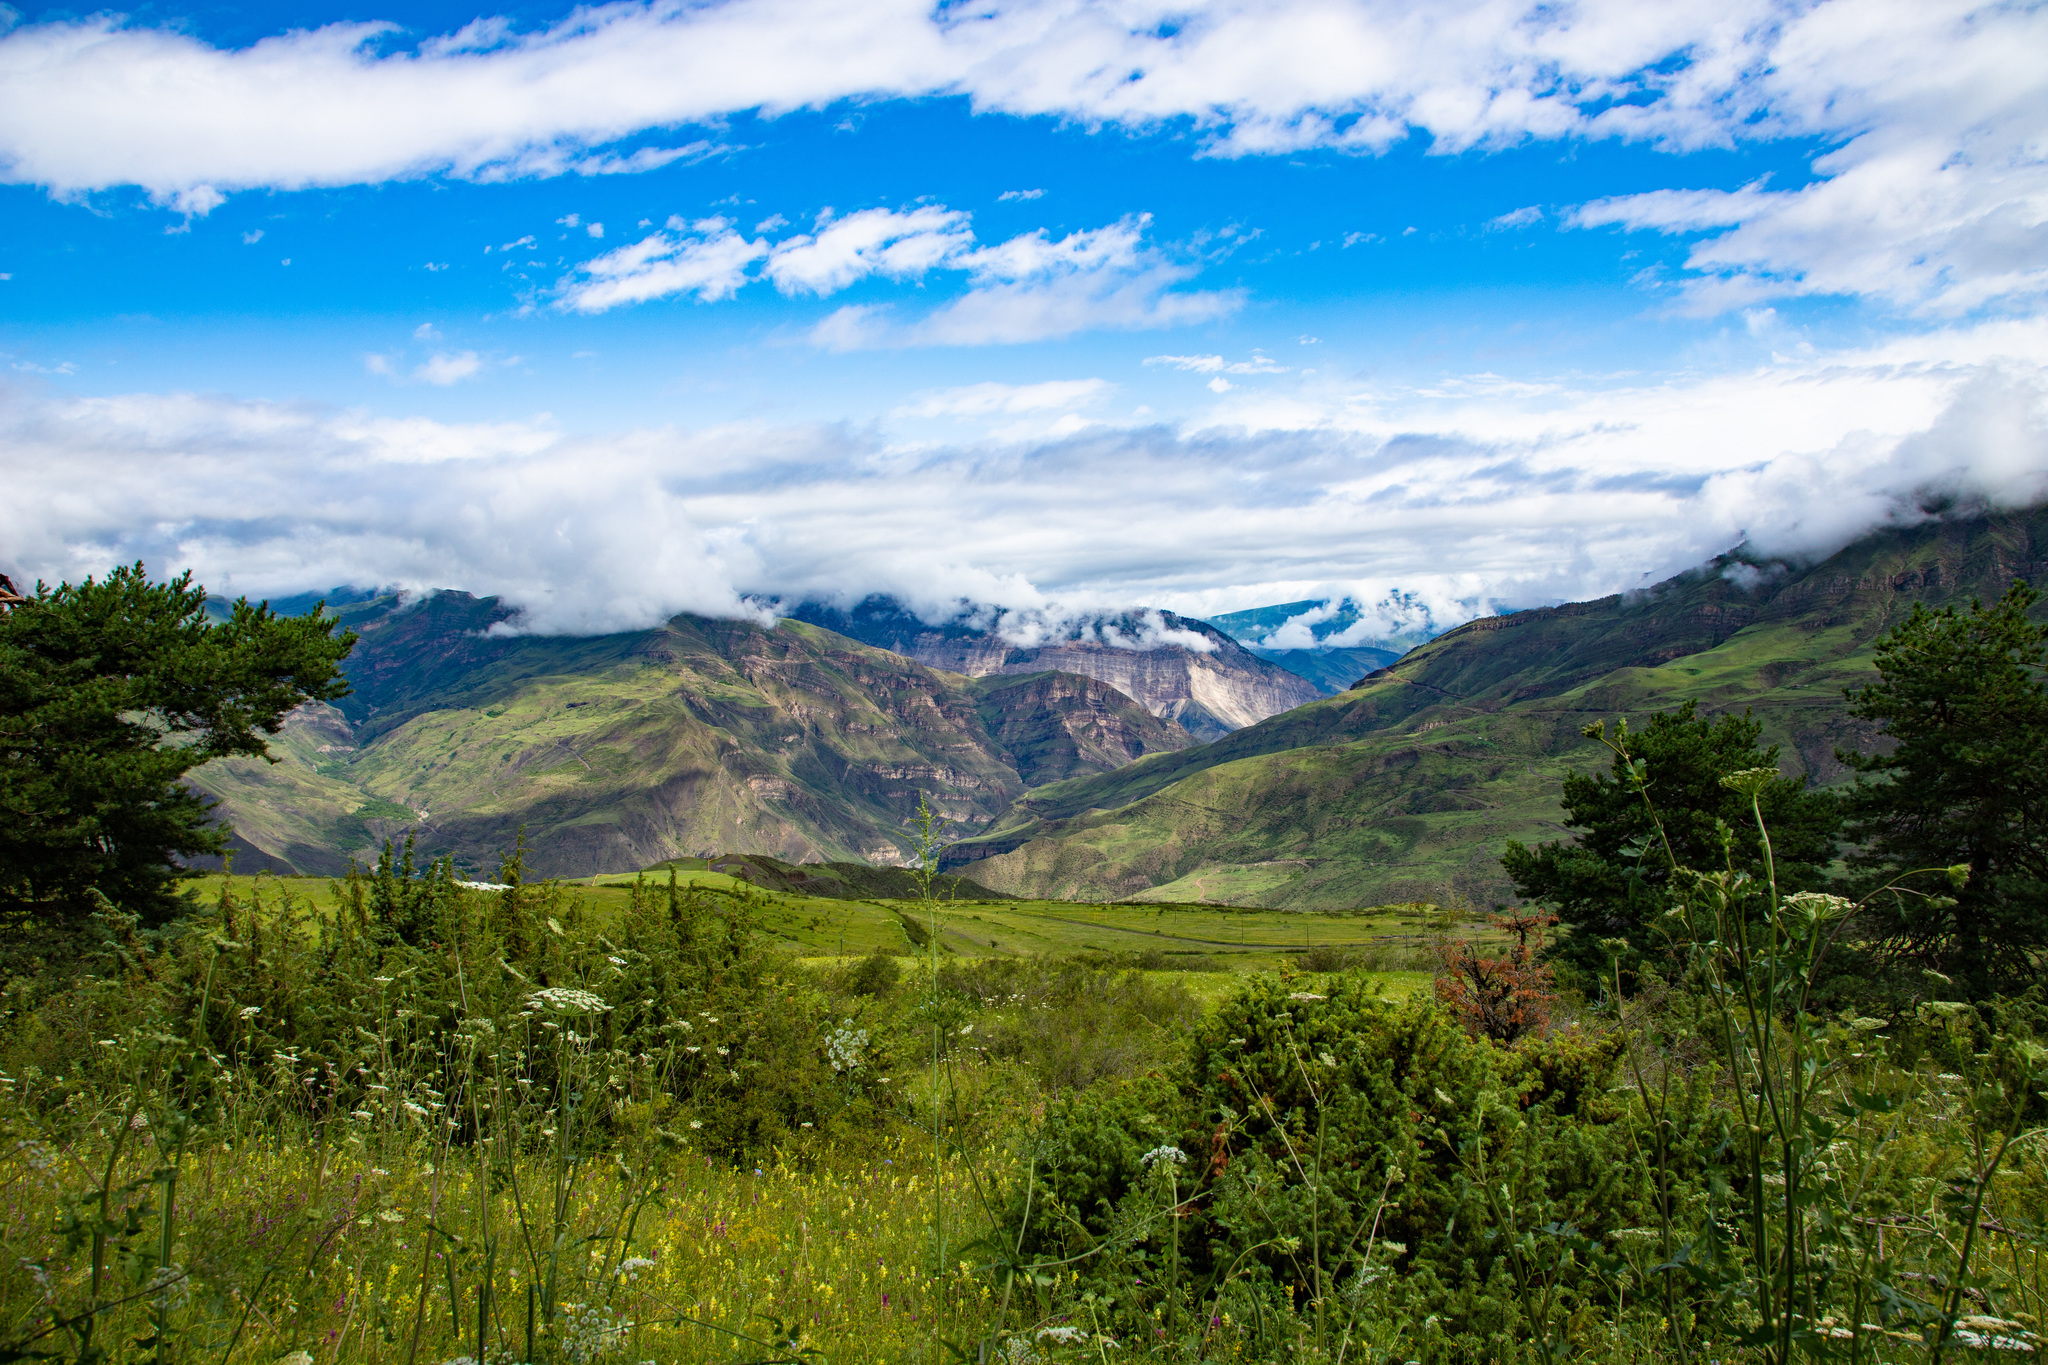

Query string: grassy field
[179,868,1458,984]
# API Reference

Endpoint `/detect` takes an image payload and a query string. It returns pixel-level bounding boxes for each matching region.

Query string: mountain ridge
[942,507,2048,908]
[192,593,1193,879]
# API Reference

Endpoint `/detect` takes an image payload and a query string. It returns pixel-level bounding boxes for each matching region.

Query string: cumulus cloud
[554,205,1227,343]
[4,322,2044,638]
[558,208,1239,345]
[764,206,973,295]
[558,217,766,311]
[1564,2,2048,315]
[4,0,2040,314]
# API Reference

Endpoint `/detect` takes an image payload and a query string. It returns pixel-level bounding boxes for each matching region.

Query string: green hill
[943,508,2048,908]
[190,592,1192,879]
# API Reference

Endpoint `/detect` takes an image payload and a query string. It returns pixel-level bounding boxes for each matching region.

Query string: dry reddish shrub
[1432,909,1558,1044]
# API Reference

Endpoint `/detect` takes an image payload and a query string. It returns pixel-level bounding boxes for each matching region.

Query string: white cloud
[415,351,482,385]
[894,378,1111,418]
[7,321,2043,638]
[412,322,441,340]
[241,228,263,244]
[561,142,716,177]
[367,346,486,385]
[556,205,1234,344]
[807,304,889,352]
[1563,2,2048,315]
[1487,204,1543,230]
[6,0,2040,313]
[586,222,603,238]
[558,218,767,311]
[906,216,1241,347]
[1146,352,1288,375]
[997,188,1044,201]
[764,206,973,295]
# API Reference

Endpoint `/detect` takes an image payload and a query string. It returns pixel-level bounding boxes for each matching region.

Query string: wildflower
[528,987,612,1015]
[825,1024,869,1073]
[690,1120,703,1129]
[239,1006,262,1019]
[1140,1145,1187,1168]
[1288,991,1326,1001]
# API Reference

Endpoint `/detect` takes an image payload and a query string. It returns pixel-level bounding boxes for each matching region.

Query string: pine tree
[0,563,356,928]
[1839,580,2048,997]
[1502,702,1839,981]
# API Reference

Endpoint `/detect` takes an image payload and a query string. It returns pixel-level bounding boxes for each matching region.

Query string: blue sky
[3,0,2045,638]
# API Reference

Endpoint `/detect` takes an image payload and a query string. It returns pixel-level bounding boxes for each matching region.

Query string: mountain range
[192,507,2047,900]
[940,507,2048,908]
[193,592,1211,878]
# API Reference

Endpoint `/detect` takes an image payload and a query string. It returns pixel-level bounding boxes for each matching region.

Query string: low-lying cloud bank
[3,321,2044,638]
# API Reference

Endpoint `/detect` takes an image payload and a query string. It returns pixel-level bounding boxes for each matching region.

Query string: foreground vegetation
[2,829,2043,1363]
[4,560,2044,1361]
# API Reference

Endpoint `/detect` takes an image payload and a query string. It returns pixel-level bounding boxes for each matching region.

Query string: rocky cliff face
[189,593,1188,879]
[789,597,1323,741]
[973,670,1194,786]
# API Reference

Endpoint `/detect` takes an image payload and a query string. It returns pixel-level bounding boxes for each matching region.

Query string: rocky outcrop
[789,597,1322,740]
[971,670,1194,786]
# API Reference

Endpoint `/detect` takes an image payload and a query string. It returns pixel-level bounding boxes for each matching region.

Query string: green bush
[999,973,1686,1358]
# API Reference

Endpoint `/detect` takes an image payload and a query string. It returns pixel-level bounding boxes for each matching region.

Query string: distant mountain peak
[785,594,1320,740]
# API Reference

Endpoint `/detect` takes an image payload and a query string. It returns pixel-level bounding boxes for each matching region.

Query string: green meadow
[179,867,1446,991]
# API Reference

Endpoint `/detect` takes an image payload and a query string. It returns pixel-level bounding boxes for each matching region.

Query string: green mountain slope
[190,592,1191,878]
[946,508,2048,908]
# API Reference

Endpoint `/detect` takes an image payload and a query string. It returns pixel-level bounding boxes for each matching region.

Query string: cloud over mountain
[4,321,2042,637]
